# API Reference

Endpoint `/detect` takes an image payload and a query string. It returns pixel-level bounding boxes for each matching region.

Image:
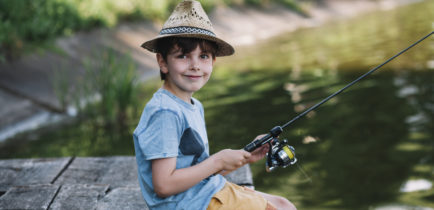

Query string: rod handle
[243,126,282,152]
[244,133,271,152]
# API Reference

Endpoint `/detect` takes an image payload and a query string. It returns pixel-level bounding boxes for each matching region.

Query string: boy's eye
[200,54,210,59]
[177,54,187,59]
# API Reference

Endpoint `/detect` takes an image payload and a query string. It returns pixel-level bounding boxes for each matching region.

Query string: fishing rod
[244,31,433,172]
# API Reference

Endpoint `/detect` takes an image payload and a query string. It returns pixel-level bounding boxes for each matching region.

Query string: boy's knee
[274,196,296,210]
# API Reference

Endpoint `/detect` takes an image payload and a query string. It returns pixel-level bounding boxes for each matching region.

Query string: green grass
[220,0,433,73]
[0,0,306,62]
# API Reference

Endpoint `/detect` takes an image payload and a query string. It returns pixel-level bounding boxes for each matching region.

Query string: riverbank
[0,0,422,142]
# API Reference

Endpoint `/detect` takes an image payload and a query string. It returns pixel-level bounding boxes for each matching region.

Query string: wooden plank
[54,156,138,187]
[54,157,111,184]
[96,187,148,210]
[0,157,72,191]
[0,184,59,209]
[49,184,109,210]
[98,156,138,188]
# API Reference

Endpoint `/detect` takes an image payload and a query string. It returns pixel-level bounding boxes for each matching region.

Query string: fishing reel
[265,138,297,172]
[244,126,297,172]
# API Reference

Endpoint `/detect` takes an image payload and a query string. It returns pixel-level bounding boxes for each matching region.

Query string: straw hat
[141,0,234,56]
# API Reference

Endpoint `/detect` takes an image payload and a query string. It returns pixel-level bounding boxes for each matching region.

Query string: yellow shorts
[207,182,276,210]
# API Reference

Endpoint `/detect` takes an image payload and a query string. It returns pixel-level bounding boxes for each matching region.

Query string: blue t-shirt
[133,88,226,210]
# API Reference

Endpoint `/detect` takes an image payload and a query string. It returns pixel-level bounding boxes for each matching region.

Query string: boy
[133,1,296,209]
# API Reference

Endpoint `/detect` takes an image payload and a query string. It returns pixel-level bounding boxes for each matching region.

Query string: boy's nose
[190,58,200,70]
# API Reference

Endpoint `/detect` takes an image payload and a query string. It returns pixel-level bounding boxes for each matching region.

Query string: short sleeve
[136,110,183,160]
[193,98,205,120]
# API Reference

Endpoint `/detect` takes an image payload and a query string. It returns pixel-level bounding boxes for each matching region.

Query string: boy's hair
[156,37,218,80]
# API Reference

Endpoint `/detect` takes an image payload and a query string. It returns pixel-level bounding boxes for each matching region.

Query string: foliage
[0,0,306,61]
[78,49,139,129]
[0,0,82,61]
[54,48,141,132]
[1,58,158,157]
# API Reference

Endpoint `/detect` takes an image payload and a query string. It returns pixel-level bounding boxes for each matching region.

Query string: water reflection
[0,118,136,158]
[210,1,434,206]
[201,69,433,208]
[297,71,414,207]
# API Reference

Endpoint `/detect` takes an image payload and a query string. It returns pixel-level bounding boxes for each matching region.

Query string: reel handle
[243,126,283,152]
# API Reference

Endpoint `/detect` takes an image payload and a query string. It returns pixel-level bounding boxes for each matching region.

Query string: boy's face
[157,44,215,100]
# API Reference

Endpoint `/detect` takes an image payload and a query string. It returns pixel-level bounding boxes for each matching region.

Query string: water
[1,0,433,209]
[200,69,433,209]
[204,1,434,208]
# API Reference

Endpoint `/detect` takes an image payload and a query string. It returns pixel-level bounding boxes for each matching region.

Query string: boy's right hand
[212,149,251,172]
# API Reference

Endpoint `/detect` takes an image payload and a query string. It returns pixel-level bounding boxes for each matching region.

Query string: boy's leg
[252,189,297,210]
[207,182,296,210]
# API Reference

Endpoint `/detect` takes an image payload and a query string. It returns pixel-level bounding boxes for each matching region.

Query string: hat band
[160,26,216,37]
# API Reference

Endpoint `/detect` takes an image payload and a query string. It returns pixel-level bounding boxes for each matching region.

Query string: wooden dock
[0,156,253,209]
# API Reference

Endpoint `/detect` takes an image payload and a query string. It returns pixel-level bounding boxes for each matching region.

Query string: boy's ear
[156,53,169,74]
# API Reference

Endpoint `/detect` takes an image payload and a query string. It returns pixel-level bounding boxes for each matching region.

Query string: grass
[0,0,307,62]
[220,0,433,73]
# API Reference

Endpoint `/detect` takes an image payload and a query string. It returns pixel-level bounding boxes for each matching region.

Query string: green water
[1,0,433,209]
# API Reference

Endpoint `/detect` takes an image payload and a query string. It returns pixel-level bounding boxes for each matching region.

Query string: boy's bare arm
[152,149,251,198]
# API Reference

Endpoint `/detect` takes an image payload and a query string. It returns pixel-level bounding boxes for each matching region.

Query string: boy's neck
[162,83,194,104]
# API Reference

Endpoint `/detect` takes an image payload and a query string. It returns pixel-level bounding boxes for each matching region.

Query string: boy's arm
[152,149,251,198]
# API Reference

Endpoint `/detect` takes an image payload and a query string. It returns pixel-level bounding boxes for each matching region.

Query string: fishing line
[295,163,313,183]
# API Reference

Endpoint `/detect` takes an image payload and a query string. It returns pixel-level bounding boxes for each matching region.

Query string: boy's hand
[247,134,269,163]
[213,149,251,171]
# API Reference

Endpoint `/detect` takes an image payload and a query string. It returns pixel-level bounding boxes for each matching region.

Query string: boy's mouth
[185,75,202,80]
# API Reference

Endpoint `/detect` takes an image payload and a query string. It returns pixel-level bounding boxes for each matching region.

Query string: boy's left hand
[247,134,269,163]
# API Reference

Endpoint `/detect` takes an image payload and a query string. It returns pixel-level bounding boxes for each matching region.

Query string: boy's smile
[158,45,215,103]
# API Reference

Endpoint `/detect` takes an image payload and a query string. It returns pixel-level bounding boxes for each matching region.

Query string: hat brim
[141,33,234,57]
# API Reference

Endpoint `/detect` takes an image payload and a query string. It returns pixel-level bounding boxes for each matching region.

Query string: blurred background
[0,0,433,209]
